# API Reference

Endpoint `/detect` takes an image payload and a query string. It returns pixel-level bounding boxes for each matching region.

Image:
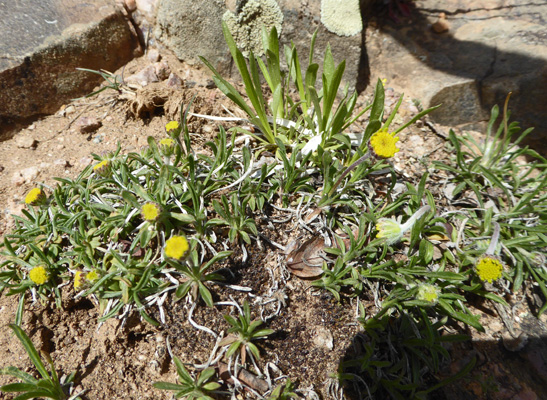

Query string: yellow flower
[370,129,400,158]
[93,160,111,177]
[25,188,46,206]
[381,78,387,87]
[74,271,84,289]
[29,266,48,285]
[74,270,99,289]
[165,235,189,260]
[86,270,99,282]
[375,218,403,244]
[159,138,176,156]
[141,202,161,222]
[416,283,440,305]
[475,256,503,283]
[165,121,180,132]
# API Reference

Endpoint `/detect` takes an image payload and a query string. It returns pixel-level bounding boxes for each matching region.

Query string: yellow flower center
[25,188,44,205]
[476,257,503,283]
[165,235,189,260]
[86,270,99,282]
[370,129,400,158]
[29,266,48,285]
[142,202,161,222]
[165,121,180,132]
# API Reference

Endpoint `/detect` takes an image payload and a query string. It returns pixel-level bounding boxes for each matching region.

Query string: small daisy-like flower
[93,160,111,177]
[74,270,99,290]
[165,121,180,133]
[141,202,162,222]
[165,235,189,260]
[375,218,403,245]
[86,270,99,282]
[29,266,48,285]
[159,138,176,157]
[25,187,46,206]
[475,256,503,283]
[416,283,440,305]
[370,129,400,158]
[74,271,84,289]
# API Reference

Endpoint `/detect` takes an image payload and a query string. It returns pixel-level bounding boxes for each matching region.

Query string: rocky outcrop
[0,0,141,140]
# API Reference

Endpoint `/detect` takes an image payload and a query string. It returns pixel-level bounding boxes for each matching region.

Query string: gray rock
[75,116,102,134]
[154,0,230,72]
[15,134,38,149]
[367,0,547,149]
[0,0,142,140]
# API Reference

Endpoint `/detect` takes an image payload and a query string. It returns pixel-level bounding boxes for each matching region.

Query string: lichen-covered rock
[223,0,284,57]
[320,0,362,36]
[154,0,230,72]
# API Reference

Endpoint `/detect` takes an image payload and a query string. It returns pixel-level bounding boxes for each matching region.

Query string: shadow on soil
[356,1,547,154]
[337,310,547,399]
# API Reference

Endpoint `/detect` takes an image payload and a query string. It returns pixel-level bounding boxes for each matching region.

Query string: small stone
[15,135,37,149]
[136,0,156,15]
[125,65,158,86]
[27,124,36,130]
[12,166,39,186]
[54,159,69,167]
[75,116,102,134]
[92,134,104,144]
[124,0,137,11]
[432,13,450,33]
[513,389,538,400]
[154,61,170,80]
[166,73,183,88]
[312,327,334,350]
[147,48,161,62]
[12,172,25,186]
[21,166,39,182]
[79,157,93,166]
[65,105,76,115]
[502,331,529,352]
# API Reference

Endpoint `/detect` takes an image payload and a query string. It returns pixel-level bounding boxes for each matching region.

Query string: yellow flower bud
[165,235,189,260]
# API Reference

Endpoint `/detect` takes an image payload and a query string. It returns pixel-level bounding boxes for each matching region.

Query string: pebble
[154,61,170,80]
[75,116,102,134]
[79,156,93,166]
[312,327,334,350]
[54,159,69,167]
[432,13,450,33]
[15,134,37,149]
[124,0,137,11]
[146,48,161,62]
[166,72,183,88]
[125,65,158,86]
[93,134,104,144]
[512,389,538,400]
[12,166,39,186]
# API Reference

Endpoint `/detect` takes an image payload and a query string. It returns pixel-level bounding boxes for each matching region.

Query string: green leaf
[0,367,37,385]
[153,382,185,391]
[0,382,40,392]
[8,325,50,381]
[369,79,385,122]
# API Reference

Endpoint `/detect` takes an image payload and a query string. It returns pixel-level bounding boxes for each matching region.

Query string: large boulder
[0,0,141,140]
